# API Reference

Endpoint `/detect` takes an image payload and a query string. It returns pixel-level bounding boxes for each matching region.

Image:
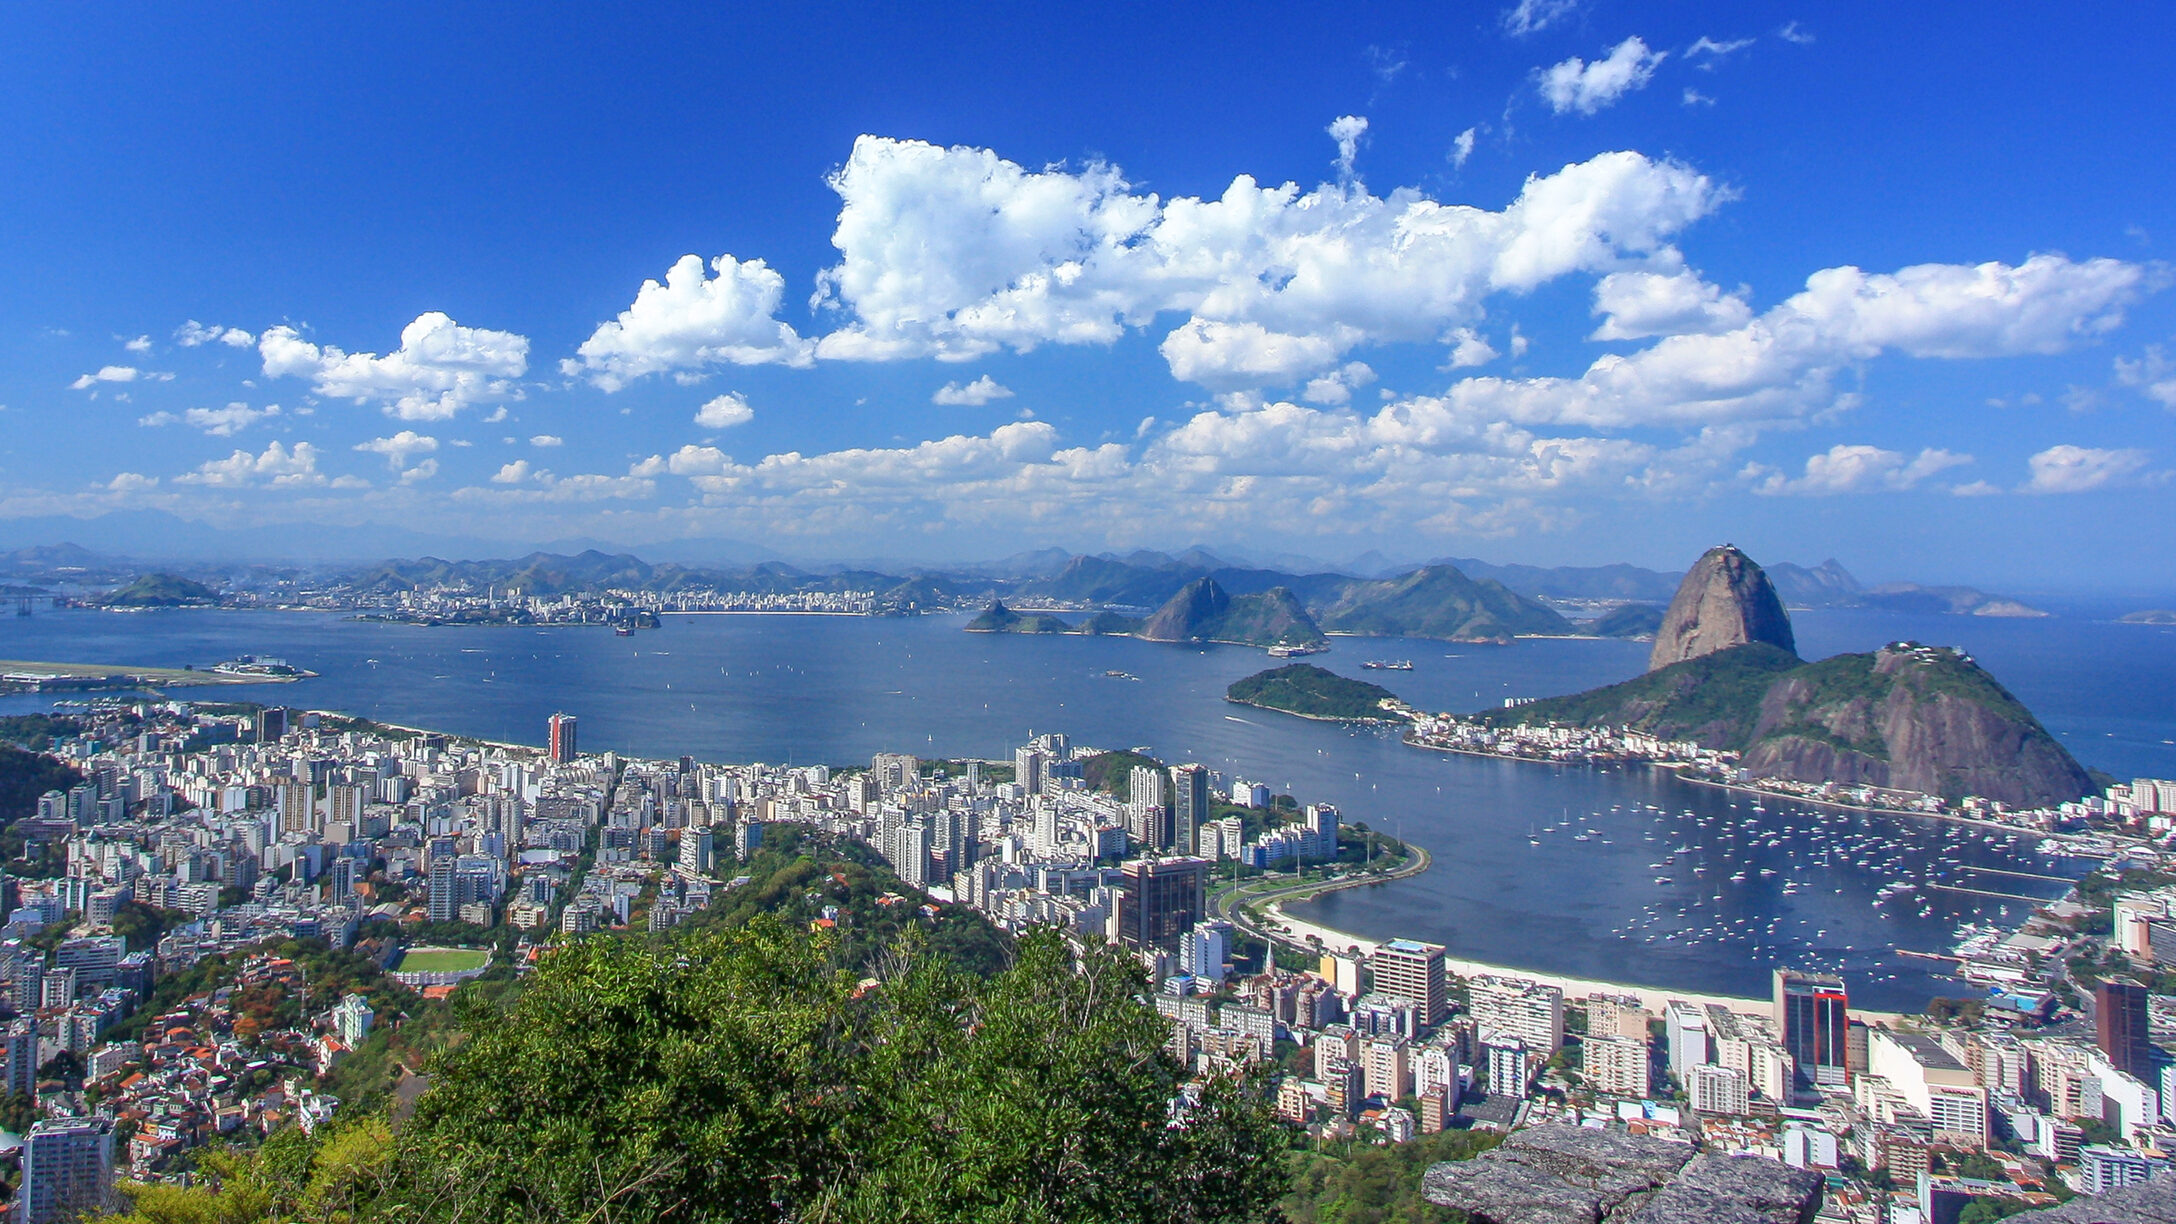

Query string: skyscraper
[20,1118,113,1224]
[1775,969,1849,1090]
[1013,747,1047,796]
[1171,763,1210,856]
[1129,765,1169,850]
[1369,939,1447,1027]
[1116,857,1208,951]
[2097,977,2153,1079]
[548,712,578,764]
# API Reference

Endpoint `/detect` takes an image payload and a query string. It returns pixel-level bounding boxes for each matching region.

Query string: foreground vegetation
[108,921,1288,1224]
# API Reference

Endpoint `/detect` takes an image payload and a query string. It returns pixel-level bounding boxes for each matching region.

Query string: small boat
[614,624,635,637]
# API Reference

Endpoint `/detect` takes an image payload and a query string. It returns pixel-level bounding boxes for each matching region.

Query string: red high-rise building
[547,712,578,763]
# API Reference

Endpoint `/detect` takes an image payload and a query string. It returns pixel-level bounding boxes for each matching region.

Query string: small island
[98,572,222,608]
[963,579,1322,651]
[2119,609,2176,625]
[963,600,1075,634]
[1225,663,1413,723]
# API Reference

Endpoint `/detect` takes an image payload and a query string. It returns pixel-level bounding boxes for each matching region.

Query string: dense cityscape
[0,690,2162,1221]
[7,4,2176,1220]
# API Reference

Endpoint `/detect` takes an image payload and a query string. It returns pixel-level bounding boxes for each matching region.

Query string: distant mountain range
[1445,554,2045,617]
[1,531,2050,628]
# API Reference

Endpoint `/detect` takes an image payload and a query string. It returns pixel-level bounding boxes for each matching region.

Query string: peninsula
[1466,546,2096,811]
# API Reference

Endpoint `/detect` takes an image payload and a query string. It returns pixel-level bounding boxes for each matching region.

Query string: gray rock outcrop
[1420,1125,1822,1224]
[1649,546,1797,672]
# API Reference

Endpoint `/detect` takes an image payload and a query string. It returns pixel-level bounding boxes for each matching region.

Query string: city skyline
[3,5,2176,589]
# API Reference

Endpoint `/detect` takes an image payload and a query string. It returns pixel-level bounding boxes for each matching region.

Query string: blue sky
[3,2,2174,588]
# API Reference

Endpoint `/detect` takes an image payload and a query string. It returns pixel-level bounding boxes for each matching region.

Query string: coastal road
[1208,841,1434,955]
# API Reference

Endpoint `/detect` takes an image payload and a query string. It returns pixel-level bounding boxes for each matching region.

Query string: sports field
[398,948,490,973]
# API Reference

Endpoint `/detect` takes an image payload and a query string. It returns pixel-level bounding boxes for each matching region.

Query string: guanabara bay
[2,6,2174,1223]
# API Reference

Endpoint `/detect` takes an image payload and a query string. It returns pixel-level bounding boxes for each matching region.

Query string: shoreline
[1223,697,1410,727]
[0,658,305,693]
[1403,733,2088,841]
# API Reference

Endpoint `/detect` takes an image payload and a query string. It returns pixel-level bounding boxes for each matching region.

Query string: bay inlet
[5,604,2169,1011]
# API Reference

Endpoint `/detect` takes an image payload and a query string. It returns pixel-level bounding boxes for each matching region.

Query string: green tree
[1281,1128,1498,1223]
[377,918,1285,1224]
[1957,1197,2033,1223]
[107,1115,395,1224]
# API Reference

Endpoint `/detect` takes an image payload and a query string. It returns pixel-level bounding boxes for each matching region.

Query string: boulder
[1421,1125,1822,1224]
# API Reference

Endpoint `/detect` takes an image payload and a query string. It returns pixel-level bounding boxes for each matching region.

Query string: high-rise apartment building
[679,826,715,876]
[1469,977,1565,1053]
[1585,1034,1654,1098]
[20,1118,113,1224]
[547,712,578,764]
[1013,747,1047,796]
[1775,969,1849,1090]
[1170,763,1210,856]
[873,753,919,790]
[1369,939,1447,1028]
[1116,857,1208,951]
[2098,977,2154,1079]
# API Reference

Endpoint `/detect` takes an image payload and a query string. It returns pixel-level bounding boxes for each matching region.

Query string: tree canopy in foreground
[107,918,1286,1224]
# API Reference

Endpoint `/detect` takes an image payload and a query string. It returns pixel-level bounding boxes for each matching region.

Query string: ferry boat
[1266,643,1327,658]
[1360,659,1414,671]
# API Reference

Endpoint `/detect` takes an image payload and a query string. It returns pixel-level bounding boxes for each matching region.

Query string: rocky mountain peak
[1648,545,1797,672]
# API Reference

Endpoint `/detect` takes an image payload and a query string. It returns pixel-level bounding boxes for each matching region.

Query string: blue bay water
[3,604,2171,1011]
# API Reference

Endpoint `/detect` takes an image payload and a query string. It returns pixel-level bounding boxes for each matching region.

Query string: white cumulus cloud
[1537,37,1666,116]
[1328,115,1368,182]
[71,365,150,390]
[492,460,532,484]
[571,253,813,390]
[932,375,1015,406]
[1591,268,1752,340]
[170,402,282,436]
[2116,344,2176,409]
[175,321,255,348]
[354,431,440,470]
[809,135,1722,388]
[260,312,528,420]
[694,392,756,429]
[176,440,324,488]
[1440,253,2149,431]
[1753,444,1971,495]
[2023,444,2154,493]
[530,434,564,447]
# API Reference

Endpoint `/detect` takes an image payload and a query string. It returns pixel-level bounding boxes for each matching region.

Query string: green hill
[1075,610,1144,635]
[964,600,1072,633]
[1482,641,2094,807]
[1308,565,1574,643]
[1139,579,1326,649]
[1586,603,1664,639]
[1227,664,1409,722]
[101,572,220,607]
